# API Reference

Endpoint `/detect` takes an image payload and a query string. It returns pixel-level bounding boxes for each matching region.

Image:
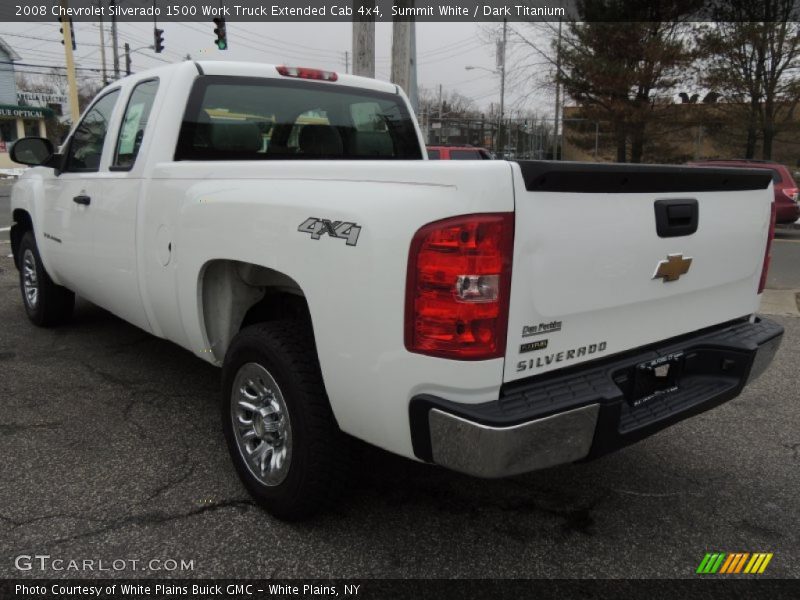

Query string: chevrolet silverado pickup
[8,61,784,519]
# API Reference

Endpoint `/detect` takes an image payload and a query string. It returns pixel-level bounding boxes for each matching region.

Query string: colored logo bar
[696,552,773,574]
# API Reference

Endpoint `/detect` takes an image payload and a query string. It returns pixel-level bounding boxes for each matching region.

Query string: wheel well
[10,209,33,268]
[200,260,311,362]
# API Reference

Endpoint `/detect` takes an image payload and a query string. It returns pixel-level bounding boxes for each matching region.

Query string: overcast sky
[2,20,557,117]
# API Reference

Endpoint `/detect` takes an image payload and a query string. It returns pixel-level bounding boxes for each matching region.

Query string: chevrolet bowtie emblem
[653,254,693,282]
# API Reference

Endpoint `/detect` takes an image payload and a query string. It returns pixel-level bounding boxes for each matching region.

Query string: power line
[0,30,103,47]
[175,22,344,65]
[0,60,109,74]
[177,22,342,64]
[418,36,484,59]
[122,22,191,59]
[418,42,487,67]
[235,23,351,57]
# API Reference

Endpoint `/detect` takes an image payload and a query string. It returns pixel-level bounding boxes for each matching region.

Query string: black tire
[221,320,352,520]
[18,231,75,327]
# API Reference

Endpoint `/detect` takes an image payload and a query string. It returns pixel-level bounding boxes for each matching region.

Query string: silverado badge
[653,254,693,282]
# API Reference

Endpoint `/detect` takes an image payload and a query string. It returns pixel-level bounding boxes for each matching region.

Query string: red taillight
[276,65,338,82]
[758,202,777,294]
[405,213,514,360]
[782,187,798,202]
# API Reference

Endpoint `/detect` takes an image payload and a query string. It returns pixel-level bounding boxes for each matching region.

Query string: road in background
[771,227,800,290]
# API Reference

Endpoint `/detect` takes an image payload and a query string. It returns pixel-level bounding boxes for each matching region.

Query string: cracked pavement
[0,253,798,579]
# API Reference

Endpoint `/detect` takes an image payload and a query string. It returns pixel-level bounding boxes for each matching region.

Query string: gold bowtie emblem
[653,254,693,282]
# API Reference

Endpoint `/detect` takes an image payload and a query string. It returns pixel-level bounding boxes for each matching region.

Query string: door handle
[73,194,91,206]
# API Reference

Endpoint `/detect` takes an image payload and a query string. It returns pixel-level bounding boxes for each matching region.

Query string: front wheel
[221,321,352,520]
[18,231,74,327]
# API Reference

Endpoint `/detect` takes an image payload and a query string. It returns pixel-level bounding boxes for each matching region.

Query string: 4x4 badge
[653,253,692,282]
[298,217,362,246]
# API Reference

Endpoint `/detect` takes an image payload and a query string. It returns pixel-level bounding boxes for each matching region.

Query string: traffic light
[213,18,228,50]
[154,27,165,54]
[58,17,76,50]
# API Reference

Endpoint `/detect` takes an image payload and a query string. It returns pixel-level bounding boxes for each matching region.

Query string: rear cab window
[427,149,440,159]
[175,76,423,160]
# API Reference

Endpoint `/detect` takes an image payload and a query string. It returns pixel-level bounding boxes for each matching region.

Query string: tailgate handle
[654,199,698,237]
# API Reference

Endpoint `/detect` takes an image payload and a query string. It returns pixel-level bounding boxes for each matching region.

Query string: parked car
[9,61,783,519]
[427,145,492,160]
[690,159,800,224]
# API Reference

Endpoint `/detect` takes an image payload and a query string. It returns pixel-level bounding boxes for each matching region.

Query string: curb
[760,289,800,317]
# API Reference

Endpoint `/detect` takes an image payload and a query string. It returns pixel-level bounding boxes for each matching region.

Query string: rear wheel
[18,231,74,327]
[221,321,351,520]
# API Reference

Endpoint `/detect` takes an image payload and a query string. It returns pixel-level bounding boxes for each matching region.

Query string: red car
[691,159,800,224]
[427,145,493,160]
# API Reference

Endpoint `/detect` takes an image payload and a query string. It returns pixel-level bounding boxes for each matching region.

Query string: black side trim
[409,317,784,463]
[515,161,772,193]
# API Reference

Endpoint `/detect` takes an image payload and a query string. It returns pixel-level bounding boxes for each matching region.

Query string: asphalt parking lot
[0,187,798,580]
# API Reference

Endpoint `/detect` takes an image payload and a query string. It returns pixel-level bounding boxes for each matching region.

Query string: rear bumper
[409,317,783,478]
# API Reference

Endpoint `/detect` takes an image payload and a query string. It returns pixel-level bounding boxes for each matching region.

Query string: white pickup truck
[9,61,784,519]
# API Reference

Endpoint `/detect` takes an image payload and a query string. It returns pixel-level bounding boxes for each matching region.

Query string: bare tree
[418,87,479,118]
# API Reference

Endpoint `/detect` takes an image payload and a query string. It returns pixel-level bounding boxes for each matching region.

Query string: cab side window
[64,90,120,172]
[114,80,159,169]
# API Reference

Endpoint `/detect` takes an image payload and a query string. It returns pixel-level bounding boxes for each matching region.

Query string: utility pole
[408,21,417,112]
[391,0,418,112]
[124,42,131,76]
[553,18,562,160]
[438,83,443,144]
[59,0,80,123]
[98,1,107,85]
[352,1,375,77]
[110,0,120,80]
[498,19,507,157]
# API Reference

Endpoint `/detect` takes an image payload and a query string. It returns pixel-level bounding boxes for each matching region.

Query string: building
[0,37,52,168]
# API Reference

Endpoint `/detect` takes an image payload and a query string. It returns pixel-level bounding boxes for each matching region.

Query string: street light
[465,65,500,74]
[465,63,506,156]
[464,16,507,156]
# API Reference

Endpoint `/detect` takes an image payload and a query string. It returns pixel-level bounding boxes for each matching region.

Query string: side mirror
[10,137,56,167]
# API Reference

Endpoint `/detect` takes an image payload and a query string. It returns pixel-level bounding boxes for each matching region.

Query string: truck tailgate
[504,161,773,383]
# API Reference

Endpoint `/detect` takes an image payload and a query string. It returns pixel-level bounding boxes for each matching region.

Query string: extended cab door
[88,79,160,332]
[41,89,121,294]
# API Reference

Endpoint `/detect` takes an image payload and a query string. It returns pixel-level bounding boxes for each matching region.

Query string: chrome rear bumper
[428,404,599,478]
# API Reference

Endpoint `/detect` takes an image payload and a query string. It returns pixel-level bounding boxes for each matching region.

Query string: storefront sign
[17,92,68,105]
[0,104,53,119]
